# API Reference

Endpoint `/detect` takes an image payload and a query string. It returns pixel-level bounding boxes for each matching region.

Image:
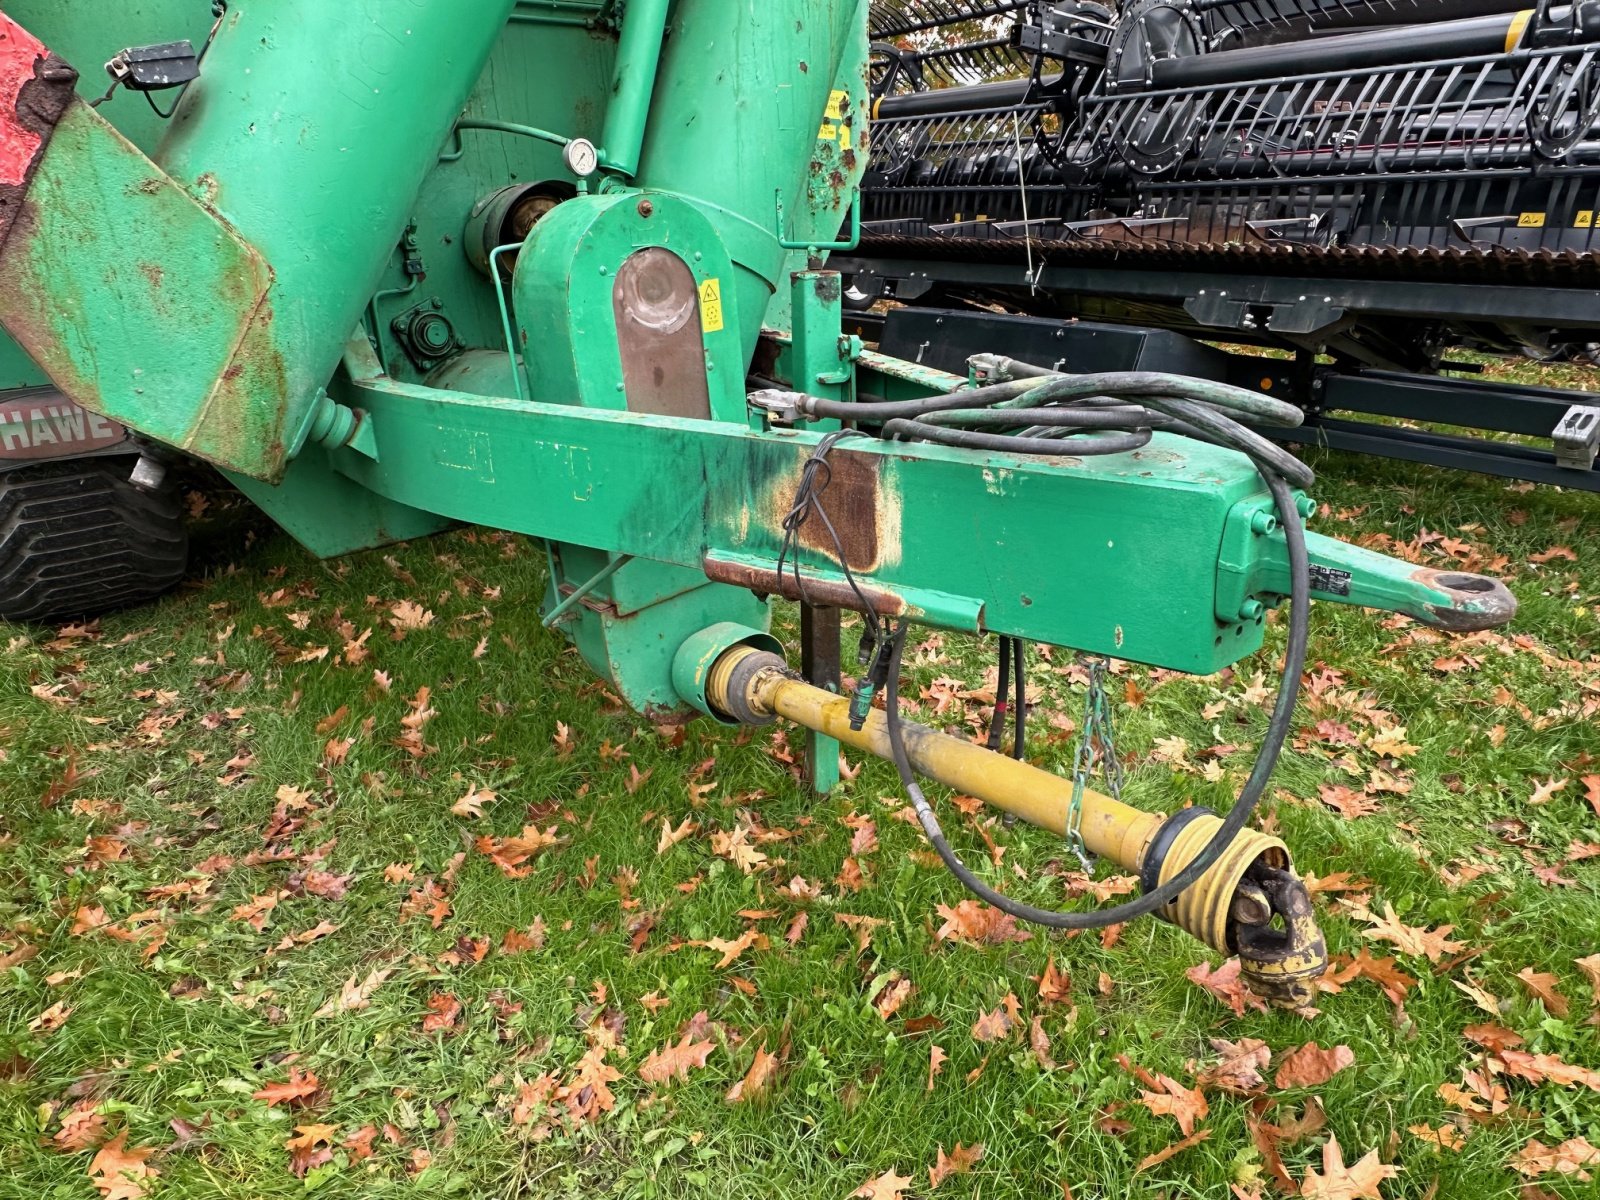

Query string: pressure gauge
[563,138,599,178]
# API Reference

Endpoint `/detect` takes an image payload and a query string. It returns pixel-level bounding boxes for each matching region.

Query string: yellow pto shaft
[708,647,1327,1008]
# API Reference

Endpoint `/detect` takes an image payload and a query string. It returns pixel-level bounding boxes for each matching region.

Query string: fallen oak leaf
[284,1123,338,1178]
[252,1068,320,1109]
[1353,901,1465,963]
[1197,1038,1272,1095]
[928,1044,947,1092]
[1299,1133,1398,1199]
[1274,1043,1355,1090]
[87,1131,159,1199]
[1407,1124,1468,1152]
[873,974,914,1020]
[314,968,393,1018]
[1186,957,1269,1016]
[1136,1074,1209,1137]
[657,816,697,854]
[1512,1136,1600,1181]
[638,1034,715,1084]
[53,1101,109,1151]
[726,1041,781,1103]
[703,927,768,970]
[1515,967,1570,1017]
[1491,1049,1600,1091]
[852,1169,915,1200]
[971,994,1021,1044]
[450,785,494,819]
[1577,953,1600,1005]
[1136,1128,1212,1174]
[929,1142,985,1188]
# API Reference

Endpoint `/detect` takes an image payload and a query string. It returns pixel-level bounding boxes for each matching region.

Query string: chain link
[1068,654,1121,873]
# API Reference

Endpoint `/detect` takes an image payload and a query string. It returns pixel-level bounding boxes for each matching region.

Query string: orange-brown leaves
[638,1034,715,1084]
[1274,1043,1355,1090]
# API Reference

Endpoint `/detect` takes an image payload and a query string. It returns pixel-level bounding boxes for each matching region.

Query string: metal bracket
[1554,404,1600,470]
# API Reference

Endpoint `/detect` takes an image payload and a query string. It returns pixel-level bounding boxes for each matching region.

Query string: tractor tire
[0,457,189,624]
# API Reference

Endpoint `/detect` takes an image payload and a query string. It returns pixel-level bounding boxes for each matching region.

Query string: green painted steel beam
[264,353,1502,677]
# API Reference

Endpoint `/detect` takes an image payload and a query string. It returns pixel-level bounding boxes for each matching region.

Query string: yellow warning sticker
[699,279,724,334]
[1518,212,1547,228]
[1578,210,1595,229]
[817,90,853,151]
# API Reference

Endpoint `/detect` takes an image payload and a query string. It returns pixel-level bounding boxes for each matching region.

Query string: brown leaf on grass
[284,1123,337,1178]
[1318,784,1381,820]
[1274,1043,1355,1090]
[1136,1128,1213,1174]
[53,1101,109,1151]
[657,817,697,854]
[709,825,768,874]
[88,1131,159,1199]
[1407,1124,1468,1152]
[1249,1097,1328,1193]
[314,968,392,1018]
[1299,1134,1398,1199]
[230,890,286,932]
[1451,975,1501,1017]
[928,1044,947,1091]
[1024,1014,1056,1070]
[1515,968,1570,1017]
[451,786,494,819]
[1354,902,1466,962]
[557,1046,621,1121]
[934,900,1031,946]
[273,920,340,953]
[1512,1136,1600,1181]
[252,1068,320,1109]
[1186,957,1269,1016]
[726,1042,781,1103]
[929,1142,985,1187]
[703,928,767,970]
[1036,957,1071,1005]
[971,994,1021,1044]
[1137,1074,1209,1137]
[873,975,914,1020]
[27,1001,71,1033]
[1462,1023,1523,1053]
[638,1034,715,1084]
[422,992,462,1034]
[1576,953,1600,1006]
[1197,1038,1272,1095]
[851,1170,914,1200]
[834,912,887,953]
[1348,949,1415,1005]
[1492,1049,1600,1091]
[342,1125,378,1161]
[503,920,547,954]
[475,826,563,879]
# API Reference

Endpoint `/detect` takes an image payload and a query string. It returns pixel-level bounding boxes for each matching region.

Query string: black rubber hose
[881,420,1154,457]
[1011,635,1028,762]
[987,635,1013,753]
[883,472,1311,930]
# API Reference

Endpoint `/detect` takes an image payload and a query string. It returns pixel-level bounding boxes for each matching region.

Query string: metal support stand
[800,604,842,794]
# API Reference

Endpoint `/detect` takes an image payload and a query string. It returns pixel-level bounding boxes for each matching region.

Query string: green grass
[1,440,1597,1200]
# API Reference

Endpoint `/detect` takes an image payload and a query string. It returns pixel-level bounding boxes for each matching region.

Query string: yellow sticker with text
[1518,212,1547,228]
[699,279,724,334]
[818,90,853,151]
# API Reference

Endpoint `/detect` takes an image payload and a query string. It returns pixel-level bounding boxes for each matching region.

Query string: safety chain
[1068,654,1123,872]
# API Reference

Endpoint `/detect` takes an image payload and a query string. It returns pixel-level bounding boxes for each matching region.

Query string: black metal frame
[857,305,1600,491]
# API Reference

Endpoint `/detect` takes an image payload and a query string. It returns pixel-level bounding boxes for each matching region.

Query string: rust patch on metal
[1410,567,1518,633]
[0,15,76,257]
[763,446,884,573]
[703,555,906,617]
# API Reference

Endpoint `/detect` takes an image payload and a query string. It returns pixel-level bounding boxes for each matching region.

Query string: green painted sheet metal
[637,0,865,364]
[309,367,1322,676]
[0,101,286,474]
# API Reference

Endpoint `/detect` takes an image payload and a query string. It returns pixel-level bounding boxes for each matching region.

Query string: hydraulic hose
[881,459,1312,929]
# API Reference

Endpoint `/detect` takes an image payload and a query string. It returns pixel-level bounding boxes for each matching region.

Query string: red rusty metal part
[0,13,77,253]
[702,554,908,616]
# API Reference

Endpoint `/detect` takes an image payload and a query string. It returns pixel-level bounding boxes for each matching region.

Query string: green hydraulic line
[456,117,573,150]
[599,0,672,180]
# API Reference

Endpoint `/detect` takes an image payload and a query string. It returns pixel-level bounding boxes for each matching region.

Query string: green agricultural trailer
[0,0,1521,1007]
